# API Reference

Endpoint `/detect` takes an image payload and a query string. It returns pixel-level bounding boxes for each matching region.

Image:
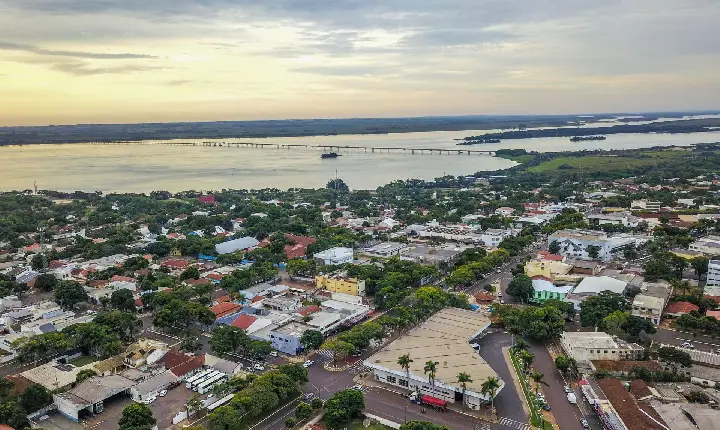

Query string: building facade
[315,274,366,296]
[705,260,720,296]
[560,332,644,364]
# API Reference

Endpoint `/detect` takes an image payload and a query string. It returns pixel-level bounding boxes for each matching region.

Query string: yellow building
[524,259,573,280]
[315,274,366,296]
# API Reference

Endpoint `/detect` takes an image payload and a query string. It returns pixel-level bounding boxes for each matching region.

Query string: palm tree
[424,361,439,386]
[671,279,692,296]
[456,372,473,405]
[529,371,548,396]
[481,376,501,416]
[518,350,535,373]
[512,339,529,352]
[397,354,413,392]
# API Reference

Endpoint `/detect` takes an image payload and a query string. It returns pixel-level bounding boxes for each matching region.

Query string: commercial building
[54,375,136,422]
[705,260,720,296]
[215,237,260,255]
[130,370,179,402]
[560,332,644,365]
[362,242,408,257]
[548,230,639,261]
[524,259,573,280]
[587,212,643,228]
[364,308,502,410]
[406,223,483,243]
[689,236,720,256]
[565,276,628,311]
[399,243,466,267]
[315,273,366,296]
[313,247,354,265]
[631,283,673,325]
[268,322,311,355]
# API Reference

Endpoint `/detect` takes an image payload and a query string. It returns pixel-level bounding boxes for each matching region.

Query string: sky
[0,0,719,126]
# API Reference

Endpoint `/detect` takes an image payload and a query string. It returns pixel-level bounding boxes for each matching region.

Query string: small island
[570,135,606,142]
[456,138,501,145]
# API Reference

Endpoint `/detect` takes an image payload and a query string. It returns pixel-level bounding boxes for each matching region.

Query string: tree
[110,288,136,312]
[423,360,438,386]
[529,371,547,396]
[118,403,156,430]
[53,281,89,309]
[555,356,577,375]
[34,273,58,291]
[586,245,601,260]
[300,330,324,352]
[623,247,638,260]
[278,363,309,384]
[580,292,629,328]
[518,350,534,372]
[210,325,248,357]
[0,399,29,430]
[623,315,657,337]
[186,393,203,417]
[323,389,364,429]
[517,305,564,341]
[456,372,473,404]
[691,257,709,278]
[512,339,529,352]
[180,335,202,354]
[294,402,313,421]
[480,376,501,415]
[658,346,692,369]
[320,340,355,367]
[285,417,297,428]
[548,240,561,255]
[398,354,414,392]
[326,179,349,193]
[247,340,273,359]
[20,384,53,413]
[311,397,323,410]
[31,253,48,271]
[75,369,97,384]
[207,405,243,430]
[446,266,474,290]
[180,266,201,281]
[602,311,629,337]
[686,390,710,404]
[506,274,534,302]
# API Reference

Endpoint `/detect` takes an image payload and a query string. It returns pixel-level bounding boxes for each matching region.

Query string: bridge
[83,140,495,155]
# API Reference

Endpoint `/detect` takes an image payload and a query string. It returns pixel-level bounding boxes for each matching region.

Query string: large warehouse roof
[364,307,500,396]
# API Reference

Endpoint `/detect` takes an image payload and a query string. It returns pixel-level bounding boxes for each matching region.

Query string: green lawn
[526,151,685,173]
[70,355,98,367]
[500,154,536,163]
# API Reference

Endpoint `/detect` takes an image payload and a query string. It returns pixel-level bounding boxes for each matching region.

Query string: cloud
[51,62,162,76]
[0,41,156,59]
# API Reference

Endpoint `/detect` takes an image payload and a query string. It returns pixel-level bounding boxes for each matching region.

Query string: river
[1,117,719,193]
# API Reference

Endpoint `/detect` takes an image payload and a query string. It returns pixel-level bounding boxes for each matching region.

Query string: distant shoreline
[1,111,718,146]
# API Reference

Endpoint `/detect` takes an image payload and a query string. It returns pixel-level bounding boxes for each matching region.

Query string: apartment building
[315,273,366,296]
[705,260,720,296]
[560,332,644,364]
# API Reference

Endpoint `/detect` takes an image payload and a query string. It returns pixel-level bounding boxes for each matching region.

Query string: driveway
[477,332,527,423]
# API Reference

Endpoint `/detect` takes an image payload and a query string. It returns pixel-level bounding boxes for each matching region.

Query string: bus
[197,373,228,394]
[189,370,221,391]
[185,369,214,389]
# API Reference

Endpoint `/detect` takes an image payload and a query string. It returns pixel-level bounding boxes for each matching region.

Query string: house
[159,351,205,379]
[632,283,673,325]
[313,247,354,265]
[568,259,603,276]
[664,301,700,318]
[595,378,667,430]
[706,310,720,321]
[531,278,573,303]
[495,207,516,216]
[109,275,137,291]
[473,291,495,305]
[215,237,260,255]
[566,276,628,310]
[259,234,316,260]
[211,302,242,320]
[161,259,190,271]
[524,259,573,280]
[199,195,215,204]
[268,322,313,355]
[315,273,366,296]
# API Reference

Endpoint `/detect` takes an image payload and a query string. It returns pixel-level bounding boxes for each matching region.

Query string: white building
[631,200,662,211]
[560,332,644,365]
[631,283,673,325]
[705,260,720,296]
[214,237,260,255]
[363,242,408,257]
[364,308,502,410]
[548,230,638,261]
[586,212,642,228]
[313,247,354,265]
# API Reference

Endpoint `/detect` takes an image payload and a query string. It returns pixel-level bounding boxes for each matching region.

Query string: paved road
[651,327,720,353]
[477,333,527,423]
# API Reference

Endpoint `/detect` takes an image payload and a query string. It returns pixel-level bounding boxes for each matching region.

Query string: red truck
[420,395,447,411]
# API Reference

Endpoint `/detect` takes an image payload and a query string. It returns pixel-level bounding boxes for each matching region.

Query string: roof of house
[169,355,205,377]
[297,305,321,316]
[211,302,242,318]
[110,275,136,283]
[538,251,564,261]
[532,278,573,294]
[651,403,720,430]
[573,276,627,295]
[183,278,211,286]
[706,310,720,320]
[215,295,231,303]
[597,378,667,430]
[474,291,495,302]
[664,301,699,315]
[231,314,257,330]
[162,259,190,269]
[132,371,178,394]
[630,379,653,399]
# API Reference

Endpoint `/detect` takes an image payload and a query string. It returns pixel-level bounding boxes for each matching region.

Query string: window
[604,350,608,353]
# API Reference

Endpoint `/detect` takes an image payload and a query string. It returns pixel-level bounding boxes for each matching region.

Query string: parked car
[303,360,314,368]
[159,389,167,397]
[304,393,315,401]
[254,364,265,371]
[350,384,364,391]
[681,342,695,349]
[564,385,572,393]
[269,351,278,357]
[543,404,551,411]
[581,419,590,428]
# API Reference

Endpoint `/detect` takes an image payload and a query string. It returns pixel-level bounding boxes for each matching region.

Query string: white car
[159,389,167,397]
[303,360,314,368]
[350,384,364,391]
[269,351,278,357]
[681,342,694,349]
[254,364,265,371]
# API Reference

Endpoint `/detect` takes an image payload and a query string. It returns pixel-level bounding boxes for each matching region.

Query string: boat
[570,135,606,142]
[321,152,341,159]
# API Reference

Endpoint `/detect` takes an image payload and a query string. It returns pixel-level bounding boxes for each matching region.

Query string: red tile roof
[297,305,321,316]
[474,291,495,303]
[706,310,720,320]
[162,259,190,269]
[183,278,211,286]
[704,295,720,304]
[199,195,215,204]
[258,234,316,260]
[205,273,223,281]
[538,251,564,261]
[664,301,699,315]
[630,379,653,399]
[170,355,205,377]
[596,378,667,430]
[110,275,136,283]
[48,260,65,269]
[89,280,109,288]
[135,298,143,308]
[215,295,231,303]
[251,296,264,303]
[231,314,257,330]
[211,302,242,318]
